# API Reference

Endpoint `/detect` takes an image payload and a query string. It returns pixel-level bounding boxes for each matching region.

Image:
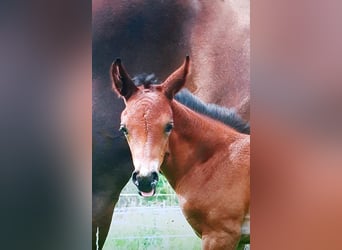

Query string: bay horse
[112,56,250,249]
[93,1,249,248]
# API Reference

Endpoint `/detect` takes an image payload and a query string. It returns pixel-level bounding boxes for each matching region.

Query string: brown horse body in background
[188,0,250,121]
[93,0,249,248]
[112,57,250,249]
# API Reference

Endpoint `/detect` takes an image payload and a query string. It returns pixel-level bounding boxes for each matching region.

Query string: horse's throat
[161,135,208,190]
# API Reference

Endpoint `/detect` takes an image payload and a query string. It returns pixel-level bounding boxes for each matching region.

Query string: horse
[112,56,250,249]
[92,1,249,248]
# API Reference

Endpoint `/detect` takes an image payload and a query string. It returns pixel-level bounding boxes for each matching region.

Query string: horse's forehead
[126,92,171,117]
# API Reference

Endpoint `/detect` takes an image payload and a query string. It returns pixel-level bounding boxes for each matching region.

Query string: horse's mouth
[139,188,156,197]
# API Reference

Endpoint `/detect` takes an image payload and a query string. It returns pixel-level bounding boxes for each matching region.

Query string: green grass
[103,206,201,250]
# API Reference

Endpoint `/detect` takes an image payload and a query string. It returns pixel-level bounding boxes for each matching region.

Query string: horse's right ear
[111,59,138,100]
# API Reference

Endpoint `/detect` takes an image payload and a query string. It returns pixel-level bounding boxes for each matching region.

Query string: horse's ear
[162,56,190,100]
[111,58,138,100]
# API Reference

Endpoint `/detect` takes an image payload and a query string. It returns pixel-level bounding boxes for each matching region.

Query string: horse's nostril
[132,171,139,186]
[152,171,159,181]
[151,171,159,186]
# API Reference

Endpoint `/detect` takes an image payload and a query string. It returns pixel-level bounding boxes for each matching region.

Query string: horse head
[111,56,190,196]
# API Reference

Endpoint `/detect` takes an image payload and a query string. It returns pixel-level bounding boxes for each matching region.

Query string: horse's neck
[161,100,235,189]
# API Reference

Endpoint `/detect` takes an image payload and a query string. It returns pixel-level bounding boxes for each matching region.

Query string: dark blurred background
[0,0,91,249]
[0,0,341,249]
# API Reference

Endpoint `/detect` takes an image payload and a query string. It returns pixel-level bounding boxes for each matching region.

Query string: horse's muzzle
[132,171,159,197]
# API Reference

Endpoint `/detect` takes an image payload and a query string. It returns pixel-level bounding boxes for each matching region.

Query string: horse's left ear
[162,56,190,100]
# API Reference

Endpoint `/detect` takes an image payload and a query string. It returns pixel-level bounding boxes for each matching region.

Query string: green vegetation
[103,206,201,250]
[103,175,201,250]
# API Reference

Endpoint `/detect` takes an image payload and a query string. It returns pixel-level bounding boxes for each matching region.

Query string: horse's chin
[139,189,156,197]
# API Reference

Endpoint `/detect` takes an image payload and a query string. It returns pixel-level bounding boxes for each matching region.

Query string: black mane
[132,74,250,134]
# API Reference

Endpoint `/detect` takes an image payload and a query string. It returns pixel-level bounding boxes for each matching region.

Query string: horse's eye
[119,124,128,135]
[165,122,174,133]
